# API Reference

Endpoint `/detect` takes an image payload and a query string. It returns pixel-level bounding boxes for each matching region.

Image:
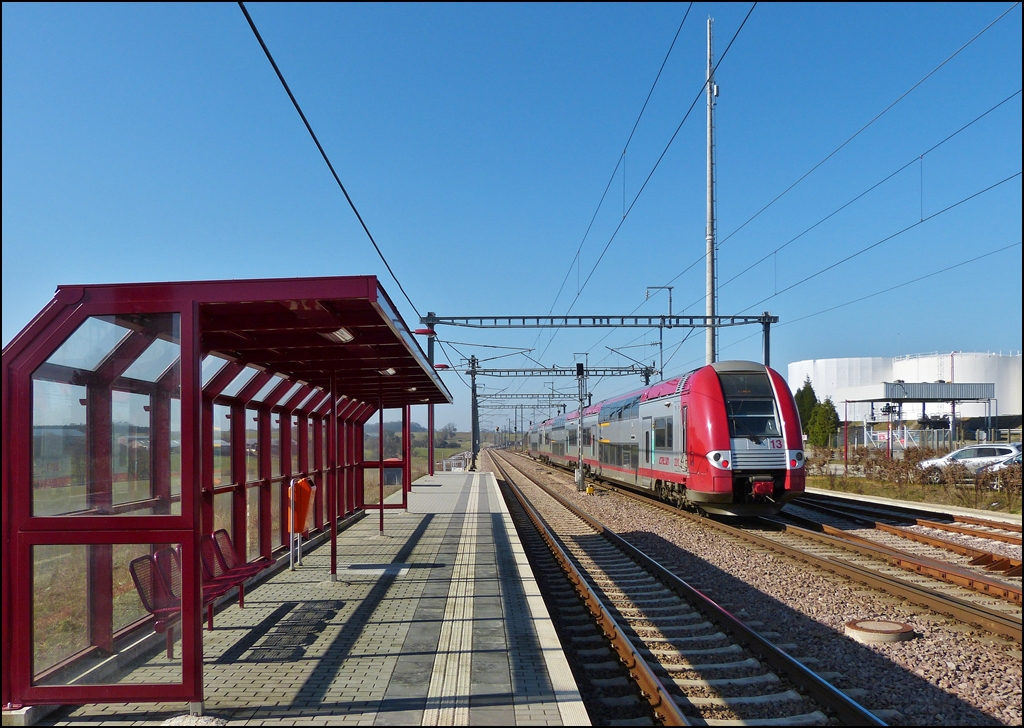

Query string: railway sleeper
[633,622,716,636]
[638,631,729,646]
[659,657,761,672]
[670,672,780,689]
[608,595,682,607]
[642,644,744,657]
[618,614,708,626]
[589,574,659,586]
[683,688,803,707]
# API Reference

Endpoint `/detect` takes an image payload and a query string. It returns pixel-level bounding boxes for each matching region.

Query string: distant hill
[379,421,426,433]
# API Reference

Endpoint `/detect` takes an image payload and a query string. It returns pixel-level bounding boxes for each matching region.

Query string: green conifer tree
[808,397,840,447]
[794,376,818,435]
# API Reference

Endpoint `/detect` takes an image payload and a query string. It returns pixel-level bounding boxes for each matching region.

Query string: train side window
[654,417,674,450]
[680,407,687,456]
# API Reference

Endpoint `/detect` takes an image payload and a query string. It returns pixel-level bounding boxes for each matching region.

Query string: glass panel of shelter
[32,541,185,687]
[27,313,189,688]
[31,313,182,518]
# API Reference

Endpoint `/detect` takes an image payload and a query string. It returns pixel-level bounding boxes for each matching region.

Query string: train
[527,360,805,516]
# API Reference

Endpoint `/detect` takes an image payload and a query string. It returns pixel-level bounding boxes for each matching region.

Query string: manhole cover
[845,619,916,644]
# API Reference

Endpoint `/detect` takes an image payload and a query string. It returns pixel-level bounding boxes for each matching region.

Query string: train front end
[687,361,805,516]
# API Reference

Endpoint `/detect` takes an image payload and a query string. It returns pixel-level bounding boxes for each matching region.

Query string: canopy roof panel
[9,275,451,409]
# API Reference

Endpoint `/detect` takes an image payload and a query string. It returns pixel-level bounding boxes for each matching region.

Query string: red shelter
[1,276,450,710]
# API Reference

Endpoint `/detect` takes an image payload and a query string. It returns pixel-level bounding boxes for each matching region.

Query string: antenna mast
[706,17,718,365]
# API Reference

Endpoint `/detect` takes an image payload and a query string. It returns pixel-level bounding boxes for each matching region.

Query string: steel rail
[904,518,1021,545]
[769,513,1022,605]
[521,453,1023,643]
[488,454,691,726]
[493,452,886,726]
[790,499,1022,575]
[802,492,1023,534]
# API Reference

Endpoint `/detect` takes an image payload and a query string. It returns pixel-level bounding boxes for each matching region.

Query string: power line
[671,88,1023,312]
[663,239,1023,373]
[779,241,1022,326]
[737,170,1021,313]
[436,341,469,389]
[547,4,694,315]
[535,3,756,365]
[526,6,696,373]
[716,1,1021,250]
[237,2,421,317]
[564,4,757,317]
[437,339,533,350]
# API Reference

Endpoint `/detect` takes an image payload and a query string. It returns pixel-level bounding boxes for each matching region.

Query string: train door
[642,416,653,487]
[677,403,688,474]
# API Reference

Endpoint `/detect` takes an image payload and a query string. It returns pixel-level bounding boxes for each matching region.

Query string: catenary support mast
[706,17,718,365]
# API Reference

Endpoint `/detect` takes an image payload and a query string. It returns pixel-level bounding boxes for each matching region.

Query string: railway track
[778,500,1021,590]
[795,492,1023,552]
[486,450,887,726]
[512,450,1023,644]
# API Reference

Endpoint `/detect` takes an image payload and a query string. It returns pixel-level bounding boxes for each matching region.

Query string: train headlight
[707,451,732,470]
[786,450,805,470]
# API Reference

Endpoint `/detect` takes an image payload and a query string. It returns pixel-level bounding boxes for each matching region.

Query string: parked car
[918,443,1022,483]
[978,451,1022,490]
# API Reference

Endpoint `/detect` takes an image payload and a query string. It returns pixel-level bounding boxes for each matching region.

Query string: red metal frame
[2,276,451,710]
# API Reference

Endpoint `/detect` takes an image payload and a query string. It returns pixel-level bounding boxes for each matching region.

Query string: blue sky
[3,2,1021,431]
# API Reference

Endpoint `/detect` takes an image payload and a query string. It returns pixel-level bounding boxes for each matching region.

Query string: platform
[41,472,588,726]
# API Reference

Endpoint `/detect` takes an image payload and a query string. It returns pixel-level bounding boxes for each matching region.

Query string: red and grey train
[527,360,805,516]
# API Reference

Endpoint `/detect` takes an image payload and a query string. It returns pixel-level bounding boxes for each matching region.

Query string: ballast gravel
[504,457,1022,726]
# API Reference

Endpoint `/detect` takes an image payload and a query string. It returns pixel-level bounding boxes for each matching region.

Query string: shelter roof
[839,381,994,403]
[8,275,451,409]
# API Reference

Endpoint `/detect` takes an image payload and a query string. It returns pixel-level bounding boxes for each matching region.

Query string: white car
[978,452,1022,490]
[981,451,1022,474]
[918,443,1021,482]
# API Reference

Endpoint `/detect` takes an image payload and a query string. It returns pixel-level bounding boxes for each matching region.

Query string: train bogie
[527,360,805,516]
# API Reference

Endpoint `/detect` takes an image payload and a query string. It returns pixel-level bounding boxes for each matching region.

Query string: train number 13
[768,439,784,449]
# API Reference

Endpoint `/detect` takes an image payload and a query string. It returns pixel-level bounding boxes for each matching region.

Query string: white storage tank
[892,352,1021,418]
[787,357,892,424]
[788,352,1021,422]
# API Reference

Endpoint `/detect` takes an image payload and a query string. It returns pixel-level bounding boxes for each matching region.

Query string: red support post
[844,400,849,477]
[231,402,247,560]
[403,405,412,499]
[258,408,272,559]
[201,395,214,535]
[86,384,114,653]
[329,373,337,580]
[378,396,384,534]
[152,387,172,515]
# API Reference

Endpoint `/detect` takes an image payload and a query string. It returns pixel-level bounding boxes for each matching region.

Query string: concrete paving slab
[38,472,587,727]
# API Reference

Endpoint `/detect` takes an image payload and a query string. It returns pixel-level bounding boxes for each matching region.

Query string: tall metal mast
[706,17,718,365]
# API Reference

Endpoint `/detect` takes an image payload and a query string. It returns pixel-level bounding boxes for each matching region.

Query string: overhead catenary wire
[674,87,1023,313]
[668,240,1024,370]
[716,88,1022,294]
[524,5,697,375]
[715,1,1022,250]
[737,170,1021,313]
[562,3,757,318]
[534,3,757,366]
[779,241,1022,326]
[547,3,694,315]
[237,1,421,318]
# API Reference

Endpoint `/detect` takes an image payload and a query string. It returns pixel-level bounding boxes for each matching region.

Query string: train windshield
[717,372,781,441]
